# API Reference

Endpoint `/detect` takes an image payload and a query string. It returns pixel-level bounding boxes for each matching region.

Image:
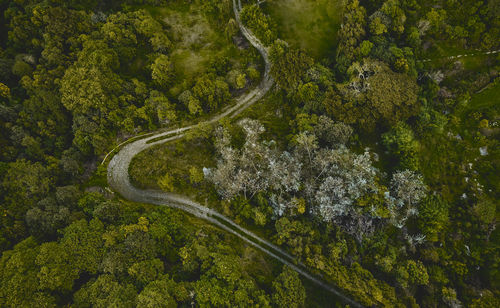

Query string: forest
[0,0,499,307]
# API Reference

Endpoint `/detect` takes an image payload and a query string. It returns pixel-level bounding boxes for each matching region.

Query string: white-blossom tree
[386,169,427,228]
[206,119,427,240]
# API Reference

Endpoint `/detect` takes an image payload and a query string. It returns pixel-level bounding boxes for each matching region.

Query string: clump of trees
[0,195,304,306]
[60,10,176,155]
[205,117,429,240]
[324,59,420,131]
[240,4,277,45]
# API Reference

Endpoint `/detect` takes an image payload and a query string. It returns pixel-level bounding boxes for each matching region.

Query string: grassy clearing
[263,0,343,60]
[235,91,295,145]
[468,80,500,111]
[129,138,216,195]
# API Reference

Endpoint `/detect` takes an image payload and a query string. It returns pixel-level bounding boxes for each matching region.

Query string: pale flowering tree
[314,115,353,146]
[207,119,274,199]
[386,170,427,228]
[206,118,427,240]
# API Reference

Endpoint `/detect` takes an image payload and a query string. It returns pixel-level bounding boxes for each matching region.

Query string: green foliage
[470,290,500,308]
[128,258,164,287]
[151,54,172,86]
[335,0,366,74]
[380,0,406,34]
[60,219,105,274]
[369,16,388,35]
[158,173,175,192]
[240,4,277,45]
[192,74,231,112]
[359,40,374,57]
[73,274,137,308]
[11,59,32,77]
[405,260,429,286]
[136,279,177,308]
[189,166,204,184]
[382,122,420,170]
[2,159,51,213]
[36,242,79,291]
[0,237,56,307]
[325,61,419,131]
[271,49,313,94]
[0,160,52,248]
[471,197,496,226]
[417,195,449,242]
[272,266,306,308]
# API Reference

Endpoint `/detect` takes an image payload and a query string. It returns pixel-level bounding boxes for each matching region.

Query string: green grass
[129,138,216,195]
[467,80,500,112]
[235,91,295,145]
[263,0,343,60]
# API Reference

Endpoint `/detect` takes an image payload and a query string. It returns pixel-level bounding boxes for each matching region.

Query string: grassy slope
[263,0,343,60]
[468,80,500,112]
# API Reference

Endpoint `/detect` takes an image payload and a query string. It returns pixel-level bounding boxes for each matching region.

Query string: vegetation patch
[264,0,343,60]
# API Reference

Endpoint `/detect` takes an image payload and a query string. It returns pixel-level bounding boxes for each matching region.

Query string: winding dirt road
[108,1,362,307]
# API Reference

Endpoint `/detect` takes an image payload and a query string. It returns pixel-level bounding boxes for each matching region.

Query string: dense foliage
[1,0,499,307]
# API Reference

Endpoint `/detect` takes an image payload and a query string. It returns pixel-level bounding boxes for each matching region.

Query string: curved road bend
[108,1,363,307]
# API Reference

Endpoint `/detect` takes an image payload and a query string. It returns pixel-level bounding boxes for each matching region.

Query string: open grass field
[263,0,343,60]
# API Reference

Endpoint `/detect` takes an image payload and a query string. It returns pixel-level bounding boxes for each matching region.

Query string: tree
[425,8,447,36]
[381,0,406,34]
[2,160,51,212]
[60,219,105,275]
[386,170,427,228]
[272,266,306,308]
[36,242,79,292]
[93,201,121,224]
[128,259,164,287]
[192,74,231,112]
[73,274,137,308]
[271,49,313,94]
[417,195,448,242]
[0,237,56,307]
[158,173,174,192]
[145,90,176,125]
[326,60,419,131]
[405,260,429,285]
[189,166,204,184]
[207,119,381,237]
[471,197,496,227]
[1,160,52,246]
[336,0,366,74]
[194,251,270,307]
[369,14,388,35]
[151,54,172,86]
[359,40,374,57]
[239,4,277,45]
[25,199,71,237]
[136,279,176,308]
[314,116,353,146]
[382,122,420,171]
[0,82,10,98]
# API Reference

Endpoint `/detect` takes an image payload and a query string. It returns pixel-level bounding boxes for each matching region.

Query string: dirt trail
[107,1,362,306]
